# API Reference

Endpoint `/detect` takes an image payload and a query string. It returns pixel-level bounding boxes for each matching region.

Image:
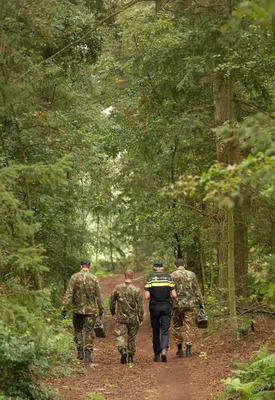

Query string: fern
[222,347,275,399]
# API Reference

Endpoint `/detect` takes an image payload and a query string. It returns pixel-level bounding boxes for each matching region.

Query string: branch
[237,306,275,316]
[234,97,275,120]
[193,0,237,9]
[12,0,142,84]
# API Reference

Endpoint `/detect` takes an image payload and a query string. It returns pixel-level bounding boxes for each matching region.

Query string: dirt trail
[51,275,275,400]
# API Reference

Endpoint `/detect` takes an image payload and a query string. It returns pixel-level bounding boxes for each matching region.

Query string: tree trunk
[228,210,237,328]
[174,232,183,259]
[198,229,206,294]
[109,217,114,271]
[217,212,228,288]
[96,213,100,263]
[213,0,239,325]
[155,0,168,13]
[213,75,229,288]
[227,71,237,326]
[209,244,214,291]
[234,201,248,296]
[187,243,201,280]
[213,75,230,160]
[0,0,4,59]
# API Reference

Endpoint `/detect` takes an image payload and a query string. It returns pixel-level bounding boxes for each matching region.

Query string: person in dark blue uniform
[145,261,177,362]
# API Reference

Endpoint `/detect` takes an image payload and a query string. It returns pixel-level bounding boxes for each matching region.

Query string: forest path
[51,275,274,400]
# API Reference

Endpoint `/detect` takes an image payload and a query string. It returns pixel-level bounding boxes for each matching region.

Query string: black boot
[153,353,160,362]
[120,348,127,364]
[161,348,167,363]
[186,344,192,357]
[84,350,92,363]
[77,346,84,360]
[128,354,134,364]
[176,344,183,357]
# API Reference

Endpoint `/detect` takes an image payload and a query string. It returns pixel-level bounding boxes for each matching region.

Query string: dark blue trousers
[149,303,172,355]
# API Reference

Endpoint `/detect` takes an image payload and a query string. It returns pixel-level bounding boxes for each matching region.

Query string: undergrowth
[218,346,275,400]
[0,280,74,400]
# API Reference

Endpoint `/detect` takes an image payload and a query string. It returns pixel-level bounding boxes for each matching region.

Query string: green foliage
[92,0,275,275]
[220,346,275,399]
[86,394,105,400]
[0,281,74,399]
[236,318,254,338]
[248,254,275,308]
[0,0,115,284]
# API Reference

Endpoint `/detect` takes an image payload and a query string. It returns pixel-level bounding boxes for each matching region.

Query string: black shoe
[186,344,192,357]
[84,350,92,363]
[161,348,167,362]
[153,353,160,362]
[128,355,134,364]
[176,344,183,357]
[120,348,127,364]
[77,346,84,360]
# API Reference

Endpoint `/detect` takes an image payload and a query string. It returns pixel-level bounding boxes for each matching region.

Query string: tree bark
[209,243,214,291]
[228,210,237,328]
[234,200,248,296]
[198,229,206,294]
[155,0,169,13]
[217,212,228,287]
[0,0,4,59]
[96,213,100,263]
[227,72,237,327]
[109,216,115,271]
[213,75,229,288]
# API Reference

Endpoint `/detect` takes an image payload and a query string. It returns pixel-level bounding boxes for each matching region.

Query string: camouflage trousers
[73,313,96,352]
[172,308,196,346]
[115,321,139,355]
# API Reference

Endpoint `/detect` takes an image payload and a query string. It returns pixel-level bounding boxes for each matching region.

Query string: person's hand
[61,310,67,319]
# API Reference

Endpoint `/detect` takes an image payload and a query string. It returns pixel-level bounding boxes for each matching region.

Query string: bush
[248,254,275,309]
[0,281,74,400]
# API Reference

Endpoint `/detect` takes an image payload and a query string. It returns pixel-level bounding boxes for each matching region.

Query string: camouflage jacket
[170,267,203,310]
[62,271,104,315]
[109,282,143,324]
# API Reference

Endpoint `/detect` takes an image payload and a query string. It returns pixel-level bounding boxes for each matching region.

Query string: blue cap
[153,261,163,268]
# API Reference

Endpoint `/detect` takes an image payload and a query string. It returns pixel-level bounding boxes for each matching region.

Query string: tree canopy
[1,0,274,312]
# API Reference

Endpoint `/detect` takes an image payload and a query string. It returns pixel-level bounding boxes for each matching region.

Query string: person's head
[153,261,164,272]
[124,269,134,281]
[175,259,184,268]
[80,259,91,270]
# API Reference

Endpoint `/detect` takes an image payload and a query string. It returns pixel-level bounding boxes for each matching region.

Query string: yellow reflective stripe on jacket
[145,281,174,288]
[150,282,174,287]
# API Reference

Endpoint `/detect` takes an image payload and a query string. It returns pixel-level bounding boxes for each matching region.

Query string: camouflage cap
[80,259,90,266]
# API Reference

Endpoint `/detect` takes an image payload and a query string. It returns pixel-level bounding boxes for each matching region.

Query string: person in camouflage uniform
[61,259,104,363]
[170,259,204,357]
[109,270,143,365]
